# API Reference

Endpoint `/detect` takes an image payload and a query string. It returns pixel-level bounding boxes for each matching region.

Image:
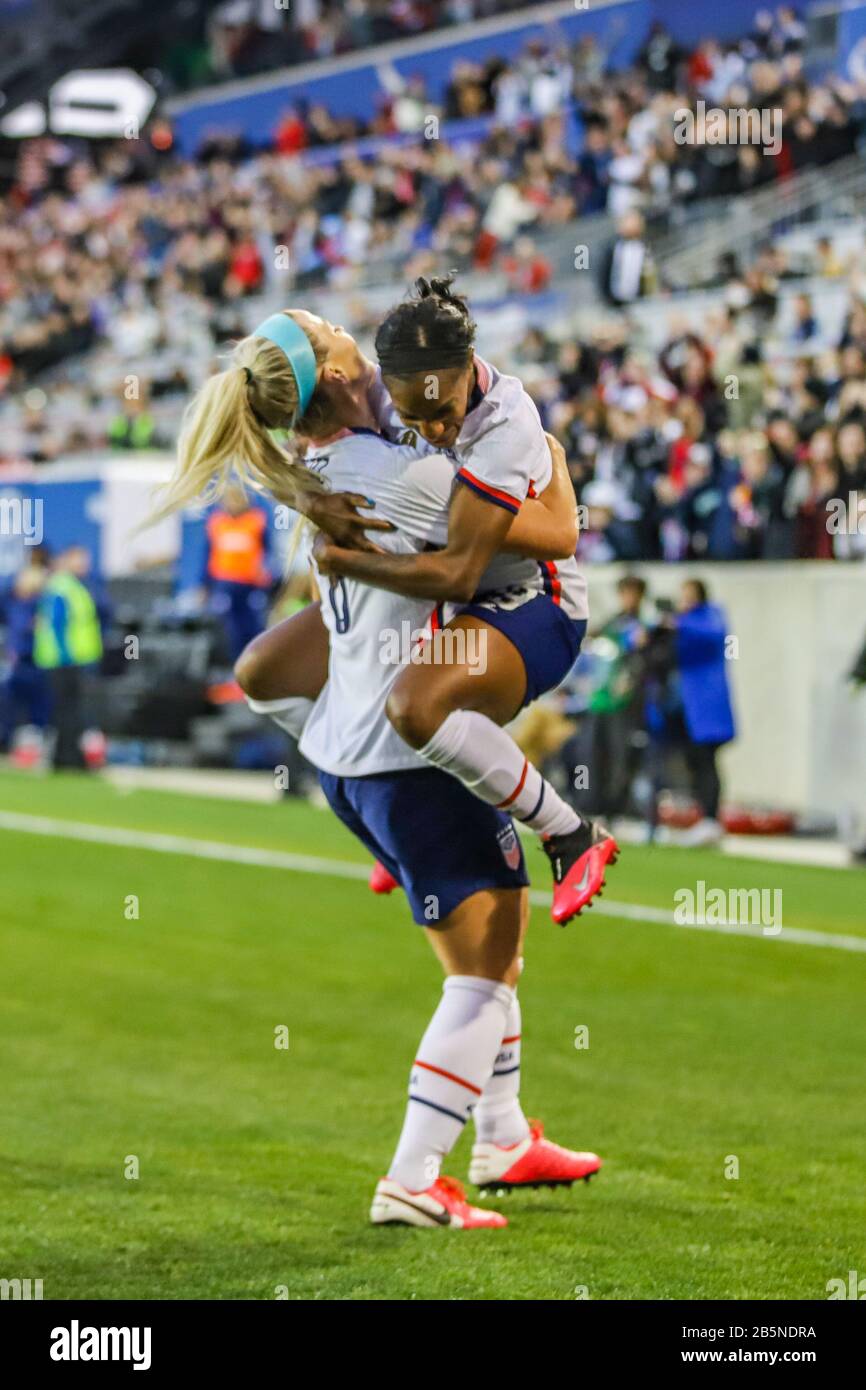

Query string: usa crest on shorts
[497,824,521,870]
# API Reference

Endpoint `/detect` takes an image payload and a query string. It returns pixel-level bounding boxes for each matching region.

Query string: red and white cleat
[370,1174,507,1228]
[469,1120,602,1191]
[368,860,399,894]
[543,818,619,925]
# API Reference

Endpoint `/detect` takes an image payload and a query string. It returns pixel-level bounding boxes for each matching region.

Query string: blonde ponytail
[149,323,331,524]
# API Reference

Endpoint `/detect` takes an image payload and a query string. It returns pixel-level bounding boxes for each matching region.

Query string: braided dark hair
[375,273,477,378]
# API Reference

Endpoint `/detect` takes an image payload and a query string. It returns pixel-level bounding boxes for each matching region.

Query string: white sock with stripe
[474,991,530,1147]
[246,694,314,740]
[388,975,515,1192]
[418,708,580,838]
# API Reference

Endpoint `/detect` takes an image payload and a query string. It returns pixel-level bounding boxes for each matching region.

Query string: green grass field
[1,766,864,1301]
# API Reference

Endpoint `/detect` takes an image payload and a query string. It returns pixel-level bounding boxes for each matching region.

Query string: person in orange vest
[204,484,273,662]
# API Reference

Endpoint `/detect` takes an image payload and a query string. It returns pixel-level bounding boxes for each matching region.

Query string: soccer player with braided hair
[313,274,619,924]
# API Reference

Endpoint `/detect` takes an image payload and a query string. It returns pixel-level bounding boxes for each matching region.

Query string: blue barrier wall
[651,0,772,46]
[839,0,866,79]
[0,480,102,581]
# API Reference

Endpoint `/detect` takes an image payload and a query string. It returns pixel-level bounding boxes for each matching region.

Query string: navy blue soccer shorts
[460,593,586,707]
[317,765,529,925]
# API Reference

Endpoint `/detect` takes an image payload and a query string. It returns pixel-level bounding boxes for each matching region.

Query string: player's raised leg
[234,601,329,735]
[236,605,394,889]
[386,611,618,924]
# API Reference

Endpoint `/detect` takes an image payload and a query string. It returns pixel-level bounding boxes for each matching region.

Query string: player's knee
[502,954,523,989]
[497,950,517,995]
[465,945,521,986]
[385,686,437,749]
[234,640,268,700]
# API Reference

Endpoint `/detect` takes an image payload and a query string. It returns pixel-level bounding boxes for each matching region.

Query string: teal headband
[252,313,317,421]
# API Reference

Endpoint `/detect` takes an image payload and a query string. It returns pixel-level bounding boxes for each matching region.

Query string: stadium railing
[654,152,866,290]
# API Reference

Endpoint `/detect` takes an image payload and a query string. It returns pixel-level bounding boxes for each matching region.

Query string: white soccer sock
[474,991,530,1147]
[388,975,514,1192]
[246,694,314,741]
[419,708,580,838]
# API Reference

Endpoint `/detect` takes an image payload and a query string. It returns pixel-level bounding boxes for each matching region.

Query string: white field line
[1,809,864,956]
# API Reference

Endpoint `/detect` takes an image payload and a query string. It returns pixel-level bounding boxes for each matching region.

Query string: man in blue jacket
[0,562,52,749]
[672,578,736,844]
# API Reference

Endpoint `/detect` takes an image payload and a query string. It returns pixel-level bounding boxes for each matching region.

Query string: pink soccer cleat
[542,818,619,925]
[469,1120,602,1191]
[368,860,399,894]
[370,1174,507,1229]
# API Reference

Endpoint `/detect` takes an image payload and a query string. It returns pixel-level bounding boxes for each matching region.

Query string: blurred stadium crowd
[183,2,546,88]
[527,270,866,562]
[0,5,865,566]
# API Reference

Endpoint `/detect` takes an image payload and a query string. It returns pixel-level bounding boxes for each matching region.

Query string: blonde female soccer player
[156,305,604,1228]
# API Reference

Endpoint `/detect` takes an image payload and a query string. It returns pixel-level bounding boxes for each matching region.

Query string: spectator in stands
[660,331,726,433]
[502,236,552,295]
[226,233,265,296]
[275,106,309,155]
[574,117,613,214]
[728,431,791,559]
[791,436,839,559]
[836,419,866,492]
[599,211,655,307]
[718,339,765,431]
[637,22,682,93]
[108,388,161,451]
[814,236,846,278]
[574,480,619,565]
[790,293,819,345]
[765,412,800,478]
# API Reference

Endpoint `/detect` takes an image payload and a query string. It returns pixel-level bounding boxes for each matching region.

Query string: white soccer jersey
[452,356,553,510]
[450,356,587,622]
[371,358,588,622]
[299,429,452,777]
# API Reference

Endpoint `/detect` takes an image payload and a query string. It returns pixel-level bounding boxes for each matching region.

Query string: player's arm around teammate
[313,276,618,925]
[234,433,577,707]
[154,298,616,926]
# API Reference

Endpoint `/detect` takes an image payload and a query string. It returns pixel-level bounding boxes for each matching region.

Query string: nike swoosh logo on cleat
[572,864,591,894]
[382,1192,451,1225]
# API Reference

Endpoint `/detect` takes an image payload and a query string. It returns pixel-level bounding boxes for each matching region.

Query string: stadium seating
[1,0,864,571]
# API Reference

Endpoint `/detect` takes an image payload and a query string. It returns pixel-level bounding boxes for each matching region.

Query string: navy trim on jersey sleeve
[456,467,521,515]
